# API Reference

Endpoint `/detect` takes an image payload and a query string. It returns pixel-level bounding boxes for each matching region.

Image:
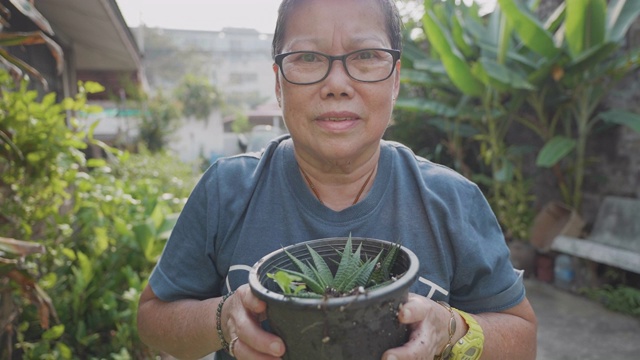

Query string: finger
[230,285,285,358]
[238,284,267,314]
[230,337,284,360]
[233,311,285,358]
[398,293,431,324]
[237,284,268,323]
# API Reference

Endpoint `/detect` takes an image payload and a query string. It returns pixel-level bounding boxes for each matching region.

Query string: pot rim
[248,237,419,309]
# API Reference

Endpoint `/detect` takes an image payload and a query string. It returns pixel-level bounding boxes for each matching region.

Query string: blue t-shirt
[150,136,524,314]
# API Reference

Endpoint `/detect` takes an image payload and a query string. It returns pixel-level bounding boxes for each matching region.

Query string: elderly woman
[137,0,537,359]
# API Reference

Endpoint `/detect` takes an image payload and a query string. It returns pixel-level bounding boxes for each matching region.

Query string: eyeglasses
[274,48,401,85]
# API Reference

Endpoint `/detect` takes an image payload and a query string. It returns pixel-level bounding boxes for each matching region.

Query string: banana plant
[400,0,640,213]
[498,0,640,209]
[397,0,538,239]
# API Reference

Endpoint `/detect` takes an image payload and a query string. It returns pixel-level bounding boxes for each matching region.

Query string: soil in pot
[249,237,419,360]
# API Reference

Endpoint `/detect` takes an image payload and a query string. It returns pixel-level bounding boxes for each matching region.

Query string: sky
[115,0,496,34]
[116,0,282,33]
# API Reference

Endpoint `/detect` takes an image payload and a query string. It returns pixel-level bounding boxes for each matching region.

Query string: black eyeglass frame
[274,48,401,85]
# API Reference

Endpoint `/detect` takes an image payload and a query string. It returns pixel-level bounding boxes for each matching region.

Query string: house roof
[35,0,141,71]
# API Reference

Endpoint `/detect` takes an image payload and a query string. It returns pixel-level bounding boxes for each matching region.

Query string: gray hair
[271,0,403,59]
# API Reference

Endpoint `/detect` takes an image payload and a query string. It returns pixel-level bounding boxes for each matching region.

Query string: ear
[392,60,401,100]
[273,63,282,104]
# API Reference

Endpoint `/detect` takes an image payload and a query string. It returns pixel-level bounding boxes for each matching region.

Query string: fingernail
[270,341,282,355]
[387,355,398,360]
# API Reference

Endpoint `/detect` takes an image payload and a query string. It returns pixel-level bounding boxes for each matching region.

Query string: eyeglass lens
[279,49,396,84]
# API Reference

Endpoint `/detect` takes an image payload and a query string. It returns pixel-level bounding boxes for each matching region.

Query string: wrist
[433,301,456,360]
[216,291,235,351]
[450,308,484,360]
[433,302,482,360]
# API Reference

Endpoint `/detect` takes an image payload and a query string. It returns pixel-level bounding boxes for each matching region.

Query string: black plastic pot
[248,237,419,360]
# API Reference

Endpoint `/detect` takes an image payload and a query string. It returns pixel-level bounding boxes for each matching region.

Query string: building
[137,26,282,160]
[138,26,276,106]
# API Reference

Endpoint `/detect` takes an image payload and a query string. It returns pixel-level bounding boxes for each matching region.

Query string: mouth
[322,116,357,121]
[315,112,361,132]
[316,111,360,121]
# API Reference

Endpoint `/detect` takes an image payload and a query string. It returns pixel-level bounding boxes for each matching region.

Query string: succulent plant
[268,235,402,298]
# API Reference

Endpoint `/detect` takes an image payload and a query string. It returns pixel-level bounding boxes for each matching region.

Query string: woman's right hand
[223,284,286,359]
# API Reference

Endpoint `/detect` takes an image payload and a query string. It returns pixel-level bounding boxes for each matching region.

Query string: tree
[174,74,221,121]
[138,90,182,152]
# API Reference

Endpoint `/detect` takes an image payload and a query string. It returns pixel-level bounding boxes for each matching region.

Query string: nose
[321,59,354,99]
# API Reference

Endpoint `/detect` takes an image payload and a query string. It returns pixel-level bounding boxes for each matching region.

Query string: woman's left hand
[382,293,456,360]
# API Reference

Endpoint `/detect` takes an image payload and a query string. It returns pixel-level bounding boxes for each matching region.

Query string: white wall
[168,111,225,163]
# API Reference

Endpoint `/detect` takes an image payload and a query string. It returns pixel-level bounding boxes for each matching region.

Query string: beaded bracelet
[434,301,456,360]
[216,291,235,351]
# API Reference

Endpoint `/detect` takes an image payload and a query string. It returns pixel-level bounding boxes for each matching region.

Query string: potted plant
[248,236,419,360]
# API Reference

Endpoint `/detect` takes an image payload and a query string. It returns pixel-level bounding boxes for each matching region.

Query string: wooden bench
[550,196,640,275]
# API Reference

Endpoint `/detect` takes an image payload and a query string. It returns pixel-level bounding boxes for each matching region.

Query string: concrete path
[525,279,640,359]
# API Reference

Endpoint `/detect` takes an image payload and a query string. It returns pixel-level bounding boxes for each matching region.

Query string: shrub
[1,70,197,358]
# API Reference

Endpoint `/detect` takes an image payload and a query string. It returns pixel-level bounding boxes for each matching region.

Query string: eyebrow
[284,36,389,52]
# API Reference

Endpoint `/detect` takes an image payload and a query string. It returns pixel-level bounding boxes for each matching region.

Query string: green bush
[584,285,640,317]
[1,70,197,358]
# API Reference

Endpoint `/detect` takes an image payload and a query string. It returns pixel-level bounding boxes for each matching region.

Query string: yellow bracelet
[450,308,484,360]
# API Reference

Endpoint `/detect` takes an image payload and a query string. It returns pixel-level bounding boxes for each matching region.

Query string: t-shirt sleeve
[448,184,525,313]
[149,168,223,302]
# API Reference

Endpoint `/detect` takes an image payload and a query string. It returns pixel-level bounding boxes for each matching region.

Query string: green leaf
[494,161,515,182]
[400,69,433,85]
[543,3,566,33]
[276,268,324,295]
[566,0,606,58]
[497,0,558,58]
[607,0,640,42]
[496,9,513,65]
[149,202,168,230]
[93,227,109,255]
[133,223,156,261]
[332,236,359,291]
[307,245,333,288]
[87,119,100,140]
[268,271,303,295]
[284,248,317,281]
[536,136,576,167]
[55,342,72,360]
[42,324,65,340]
[564,42,618,76]
[423,10,484,96]
[86,158,107,168]
[77,251,94,285]
[451,12,474,58]
[599,110,640,132]
[342,254,380,291]
[474,58,535,90]
[61,248,76,260]
[427,118,480,138]
[395,98,458,117]
[370,243,404,286]
[82,81,105,94]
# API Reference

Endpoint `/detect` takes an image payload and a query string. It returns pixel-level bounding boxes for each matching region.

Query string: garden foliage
[0,69,197,359]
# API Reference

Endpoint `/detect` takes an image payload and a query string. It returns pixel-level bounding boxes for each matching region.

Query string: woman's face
[274,0,400,166]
